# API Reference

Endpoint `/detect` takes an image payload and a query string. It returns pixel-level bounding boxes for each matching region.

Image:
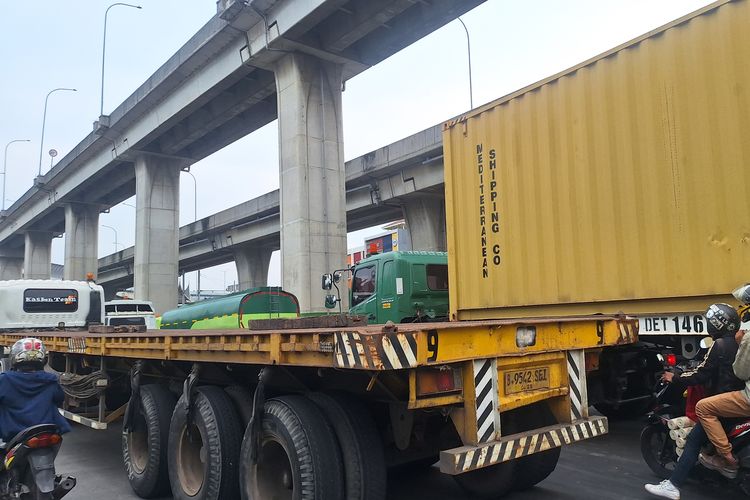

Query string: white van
[0,279,104,330]
[105,300,156,330]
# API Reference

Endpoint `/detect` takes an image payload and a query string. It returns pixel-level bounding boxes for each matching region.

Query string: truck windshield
[352,265,376,306]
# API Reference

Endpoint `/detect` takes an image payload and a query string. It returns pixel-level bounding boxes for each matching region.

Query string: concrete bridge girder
[0,246,24,281]
[234,245,274,290]
[64,203,100,281]
[133,155,186,315]
[275,52,347,313]
[24,231,54,280]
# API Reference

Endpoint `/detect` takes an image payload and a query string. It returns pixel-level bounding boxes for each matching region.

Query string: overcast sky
[0,0,713,291]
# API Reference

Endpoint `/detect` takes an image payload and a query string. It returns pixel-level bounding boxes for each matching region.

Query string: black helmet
[705,303,740,339]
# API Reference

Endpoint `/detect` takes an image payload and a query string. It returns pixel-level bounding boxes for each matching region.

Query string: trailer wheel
[122,384,176,498]
[168,386,242,500]
[453,459,516,499]
[512,405,561,491]
[225,385,253,427]
[308,392,387,500]
[453,403,560,498]
[239,395,344,500]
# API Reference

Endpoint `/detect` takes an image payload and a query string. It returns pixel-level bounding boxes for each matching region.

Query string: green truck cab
[327,251,449,324]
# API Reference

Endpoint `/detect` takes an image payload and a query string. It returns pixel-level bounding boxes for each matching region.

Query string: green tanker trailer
[158,287,300,329]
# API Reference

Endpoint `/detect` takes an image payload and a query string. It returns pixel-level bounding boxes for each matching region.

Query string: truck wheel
[594,400,651,420]
[453,460,516,499]
[239,395,344,500]
[308,392,387,500]
[453,403,561,497]
[168,386,242,500]
[122,384,176,498]
[512,405,561,491]
[225,385,253,427]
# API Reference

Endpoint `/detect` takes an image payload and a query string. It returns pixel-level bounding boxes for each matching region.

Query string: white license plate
[638,314,706,336]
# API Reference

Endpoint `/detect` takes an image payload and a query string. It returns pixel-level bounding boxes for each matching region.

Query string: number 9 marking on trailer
[427,330,439,362]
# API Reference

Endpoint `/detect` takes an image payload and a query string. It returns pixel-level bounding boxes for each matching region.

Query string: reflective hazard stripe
[334,331,418,370]
[566,349,588,420]
[473,358,501,443]
[441,416,608,475]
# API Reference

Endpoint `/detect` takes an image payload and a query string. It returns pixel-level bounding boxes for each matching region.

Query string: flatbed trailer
[1,315,636,499]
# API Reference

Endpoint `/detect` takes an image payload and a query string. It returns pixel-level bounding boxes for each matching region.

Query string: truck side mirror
[333,271,342,284]
[325,294,338,309]
[322,273,333,290]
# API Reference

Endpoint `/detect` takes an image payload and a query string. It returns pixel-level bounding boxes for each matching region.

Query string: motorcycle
[0,424,76,499]
[640,354,750,496]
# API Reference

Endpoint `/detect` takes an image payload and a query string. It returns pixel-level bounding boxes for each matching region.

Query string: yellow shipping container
[444,0,750,321]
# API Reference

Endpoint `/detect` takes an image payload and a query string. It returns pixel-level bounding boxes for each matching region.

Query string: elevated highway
[97,125,445,294]
[0,0,484,312]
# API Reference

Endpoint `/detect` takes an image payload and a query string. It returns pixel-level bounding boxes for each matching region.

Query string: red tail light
[26,433,62,449]
[436,370,454,392]
[416,366,463,397]
[665,354,677,367]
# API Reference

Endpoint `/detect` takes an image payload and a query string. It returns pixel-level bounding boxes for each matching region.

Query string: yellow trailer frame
[0,314,637,474]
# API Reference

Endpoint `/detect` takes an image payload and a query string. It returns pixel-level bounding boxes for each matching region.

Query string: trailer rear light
[665,353,677,367]
[516,327,536,348]
[26,433,62,449]
[416,366,463,397]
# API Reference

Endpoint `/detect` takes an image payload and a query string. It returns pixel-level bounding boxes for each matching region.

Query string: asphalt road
[55,418,735,500]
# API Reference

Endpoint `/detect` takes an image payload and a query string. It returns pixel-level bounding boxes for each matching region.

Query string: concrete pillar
[0,247,24,280]
[402,197,447,252]
[275,52,347,312]
[64,204,100,281]
[24,231,54,279]
[234,246,273,290]
[134,155,182,315]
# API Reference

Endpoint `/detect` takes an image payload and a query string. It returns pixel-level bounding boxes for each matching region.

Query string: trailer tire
[308,392,387,500]
[122,384,176,499]
[239,395,344,500]
[512,405,561,491]
[225,385,253,427]
[168,386,242,500]
[453,459,516,499]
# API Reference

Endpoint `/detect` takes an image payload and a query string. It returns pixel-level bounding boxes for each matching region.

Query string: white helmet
[9,337,48,370]
[733,284,750,306]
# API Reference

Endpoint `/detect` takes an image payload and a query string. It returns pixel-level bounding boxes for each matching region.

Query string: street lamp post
[100,224,118,254]
[38,88,76,176]
[182,170,199,300]
[101,3,142,118]
[457,17,474,109]
[182,170,197,222]
[3,139,31,213]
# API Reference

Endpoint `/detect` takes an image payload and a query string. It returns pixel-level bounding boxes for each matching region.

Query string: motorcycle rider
[695,285,750,478]
[0,338,71,444]
[645,303,744,499]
